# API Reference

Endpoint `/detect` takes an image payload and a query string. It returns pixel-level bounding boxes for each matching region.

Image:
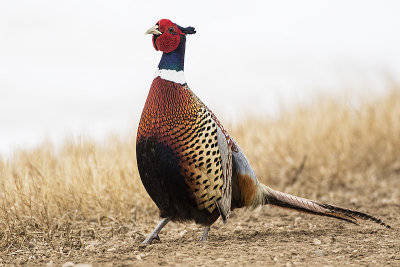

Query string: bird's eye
[168,27,175,33]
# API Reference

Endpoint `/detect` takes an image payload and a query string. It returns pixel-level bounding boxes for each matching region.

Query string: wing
[178,106,232,220]
[215,125,232,221]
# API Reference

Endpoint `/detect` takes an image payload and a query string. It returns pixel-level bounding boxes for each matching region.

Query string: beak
[145,25,162,35]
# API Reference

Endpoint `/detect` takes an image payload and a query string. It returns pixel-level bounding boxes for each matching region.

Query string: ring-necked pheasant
[136,19,390,244]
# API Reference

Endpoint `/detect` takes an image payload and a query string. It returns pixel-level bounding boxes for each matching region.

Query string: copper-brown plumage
[138,77,227,215]
[137,19,390,245]
[236,173,257,206]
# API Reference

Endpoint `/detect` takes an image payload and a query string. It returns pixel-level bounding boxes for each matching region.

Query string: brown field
[1,86,400,266]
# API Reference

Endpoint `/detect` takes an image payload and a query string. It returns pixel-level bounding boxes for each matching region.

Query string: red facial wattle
[155,33,180,53]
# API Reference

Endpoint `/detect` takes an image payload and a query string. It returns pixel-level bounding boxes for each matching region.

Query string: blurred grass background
[1,84,399,251]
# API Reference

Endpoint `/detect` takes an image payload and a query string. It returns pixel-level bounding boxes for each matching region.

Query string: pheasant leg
[200,225,210,242]
[142,217,171,244]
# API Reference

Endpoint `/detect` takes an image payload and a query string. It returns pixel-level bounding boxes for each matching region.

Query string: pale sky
[1,1,400,156]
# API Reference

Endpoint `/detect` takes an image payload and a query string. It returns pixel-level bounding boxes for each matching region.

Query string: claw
[141,234,160,245]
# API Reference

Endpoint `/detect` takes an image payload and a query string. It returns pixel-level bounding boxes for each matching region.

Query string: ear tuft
[177,25,196,35]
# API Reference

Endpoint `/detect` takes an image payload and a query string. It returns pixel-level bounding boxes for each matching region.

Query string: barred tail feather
[260,185,391,228]
[318,203,391,229]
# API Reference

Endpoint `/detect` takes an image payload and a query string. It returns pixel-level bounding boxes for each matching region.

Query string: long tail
[258,184,391,228]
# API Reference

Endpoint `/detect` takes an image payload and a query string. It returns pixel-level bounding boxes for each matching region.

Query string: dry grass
[0,85,399,258]
[237,87,400,201]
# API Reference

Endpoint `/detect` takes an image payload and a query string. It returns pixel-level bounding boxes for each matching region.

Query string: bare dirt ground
[3,200,399,266]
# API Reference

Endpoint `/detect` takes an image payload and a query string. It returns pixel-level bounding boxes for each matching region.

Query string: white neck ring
[154,68,186,84]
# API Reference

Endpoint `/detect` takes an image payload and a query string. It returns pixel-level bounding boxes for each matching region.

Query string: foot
[142,234,160,244]
[199,235,207,242]
[141,217,171,244]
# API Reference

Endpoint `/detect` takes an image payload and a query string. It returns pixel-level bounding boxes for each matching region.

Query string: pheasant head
[146,19,196,53]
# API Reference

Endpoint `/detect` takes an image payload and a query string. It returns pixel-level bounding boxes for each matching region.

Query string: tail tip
[373,217,391,229]
[383,223,392,229]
